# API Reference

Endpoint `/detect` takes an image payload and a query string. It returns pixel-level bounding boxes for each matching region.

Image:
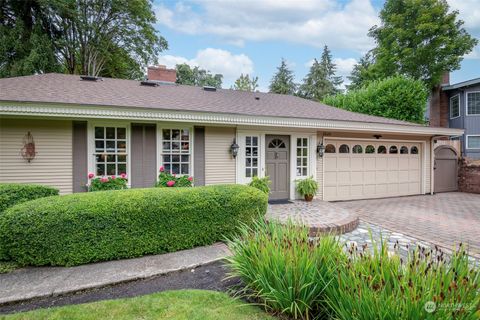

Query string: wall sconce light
[230,139,239,158]
[317,142,325,157]
[21,131,37,162]
[373,134,382,139]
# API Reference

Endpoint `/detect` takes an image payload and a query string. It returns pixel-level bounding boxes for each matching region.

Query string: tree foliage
[347,51,379,90]
[323,76,428,124]
[0,0,167,79]
[175,63,223,88]
[232,74,259,92]
[269,58,296,95]
[354,0,478,89]
[298,45,343,101]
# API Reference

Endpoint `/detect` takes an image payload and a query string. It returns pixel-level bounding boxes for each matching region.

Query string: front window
[467,92,480,115]
[162,129,191,174]
[296,138,308,176]
[94,126,127,176]
[245,136,259,177]
[467,136,480,149]
[450,95,460,118]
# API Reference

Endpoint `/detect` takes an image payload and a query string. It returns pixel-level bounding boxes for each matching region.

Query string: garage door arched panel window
[378,146,387,154]
[389,146,398,154]
[352,145,363,153]
[325,144,336,153]
[365,145,375,154]
[339,144,350,153]
[410,146,418,154]
[400,146,409,154]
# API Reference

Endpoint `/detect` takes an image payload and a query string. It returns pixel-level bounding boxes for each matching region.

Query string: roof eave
[0,102,464,137]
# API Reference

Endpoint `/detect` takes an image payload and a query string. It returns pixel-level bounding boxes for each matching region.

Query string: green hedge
[0,185,267,266]
[0,183,59,213]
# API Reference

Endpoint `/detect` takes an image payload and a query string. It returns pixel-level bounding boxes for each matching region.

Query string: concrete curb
[0,243,231,306]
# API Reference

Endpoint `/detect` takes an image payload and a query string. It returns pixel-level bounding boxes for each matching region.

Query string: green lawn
[1,290,275,320]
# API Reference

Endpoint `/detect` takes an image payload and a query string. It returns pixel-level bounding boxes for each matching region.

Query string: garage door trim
[323,137,426,201]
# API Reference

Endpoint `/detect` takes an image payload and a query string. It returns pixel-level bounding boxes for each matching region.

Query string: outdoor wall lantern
[230,139,239,158]
[21,131,37,162]
[317,142,325,158]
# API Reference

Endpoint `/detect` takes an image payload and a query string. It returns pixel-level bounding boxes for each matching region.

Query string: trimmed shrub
[226,220,342,319]
[0,185,267,267]
[0,183,59,213]
[323,75,428,124]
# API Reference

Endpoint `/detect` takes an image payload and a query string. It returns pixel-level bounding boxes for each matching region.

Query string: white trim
[0,104,464,136]
[87,120,132,187]
[466,135,480,150]
[466,91,480,116]
[430,137,434,195]
[450,94,460,119]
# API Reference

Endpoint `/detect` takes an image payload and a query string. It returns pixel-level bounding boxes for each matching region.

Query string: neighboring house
[0,67,461,201]
[429,74,480,159]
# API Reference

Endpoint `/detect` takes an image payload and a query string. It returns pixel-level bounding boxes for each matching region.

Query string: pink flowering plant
[87,173,128,192]
[156,166,193,188]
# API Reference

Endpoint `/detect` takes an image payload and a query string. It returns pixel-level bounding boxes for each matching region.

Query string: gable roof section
[0,73,418,126]
[442,77,480,91]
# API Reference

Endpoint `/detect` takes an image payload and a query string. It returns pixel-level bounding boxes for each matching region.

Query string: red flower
[120,173,127,179]
[188,177,193,181]
[159,166,164,172]
[88,172,94,179]
[166,180,176,187]
[100,177,108,183]
[111,175,116,179]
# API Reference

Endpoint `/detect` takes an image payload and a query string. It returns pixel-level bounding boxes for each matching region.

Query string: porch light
[317,142,325,157]
[230,139,239,158]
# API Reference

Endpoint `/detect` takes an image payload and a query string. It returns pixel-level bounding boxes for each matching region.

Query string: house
[429,73,480,159]
[0,67,462,201]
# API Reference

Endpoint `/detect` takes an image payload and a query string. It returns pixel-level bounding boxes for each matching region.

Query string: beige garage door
[324,140,422,201]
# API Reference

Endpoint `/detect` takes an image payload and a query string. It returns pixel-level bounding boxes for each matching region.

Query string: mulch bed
[0,261,239,315]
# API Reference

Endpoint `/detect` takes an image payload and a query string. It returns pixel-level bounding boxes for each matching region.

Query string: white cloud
[155,0,379,52]
[448,0,480,36]
[156,48,254,86]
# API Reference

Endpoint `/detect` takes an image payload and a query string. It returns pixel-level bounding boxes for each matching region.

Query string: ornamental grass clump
[226,220,343,320]
[324,239,480,319]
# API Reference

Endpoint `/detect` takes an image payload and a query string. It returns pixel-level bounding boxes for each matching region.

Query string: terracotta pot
[304,194,314,202]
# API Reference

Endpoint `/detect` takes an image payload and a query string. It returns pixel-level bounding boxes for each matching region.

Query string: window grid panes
[162,129,190,175]
[296,138,308,176]
[245,136,259,177]
[467,136,480,149]
[450,95,460,118]
[467,92,480,115]
[94,127,127,176]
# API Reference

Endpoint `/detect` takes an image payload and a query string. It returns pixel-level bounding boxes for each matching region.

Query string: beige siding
[0,118,72,194]
[204,126,236,185]
[316,132,324,200]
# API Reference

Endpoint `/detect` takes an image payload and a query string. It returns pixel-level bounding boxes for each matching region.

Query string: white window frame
[450,94,460,119]
[466,135,480,150]
[157,125,194,176]
[236,132,262,185]
[466,91,480,116]
[295,137,309,177]
[87,121,131,186]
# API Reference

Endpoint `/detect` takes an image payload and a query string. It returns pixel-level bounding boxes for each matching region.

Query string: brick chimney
[147,65,176,83]
[429,72,450,128]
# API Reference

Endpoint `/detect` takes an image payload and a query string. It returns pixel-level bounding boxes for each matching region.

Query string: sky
[153,0,480,92]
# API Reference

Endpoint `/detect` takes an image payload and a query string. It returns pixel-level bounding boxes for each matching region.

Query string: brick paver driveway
[337,192,480,257]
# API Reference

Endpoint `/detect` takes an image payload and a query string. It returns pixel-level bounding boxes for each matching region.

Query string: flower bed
[0,185,267,266]
[156,166,193,187]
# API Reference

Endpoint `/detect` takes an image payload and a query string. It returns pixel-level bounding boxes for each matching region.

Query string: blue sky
[153,0,480,92]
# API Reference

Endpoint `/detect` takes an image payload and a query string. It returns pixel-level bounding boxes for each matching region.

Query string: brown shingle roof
[0,73,419,126]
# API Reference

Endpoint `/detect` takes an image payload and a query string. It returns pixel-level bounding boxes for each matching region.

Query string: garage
[323,139,423,201]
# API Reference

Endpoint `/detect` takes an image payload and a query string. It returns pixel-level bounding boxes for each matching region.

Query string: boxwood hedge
[0,185,267,267]
[0,183,59,213]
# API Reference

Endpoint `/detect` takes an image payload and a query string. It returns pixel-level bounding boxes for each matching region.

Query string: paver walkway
[337,192,480,257]
[0,243,230,305]
[267,199,358,235]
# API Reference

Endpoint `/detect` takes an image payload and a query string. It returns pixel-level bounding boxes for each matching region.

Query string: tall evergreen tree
[232,74,259,91]
[298,45,343,101]
[269,58,296,95]
[347,51,379,90]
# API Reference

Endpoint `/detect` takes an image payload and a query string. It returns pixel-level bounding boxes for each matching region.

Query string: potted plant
[295,176,318,202]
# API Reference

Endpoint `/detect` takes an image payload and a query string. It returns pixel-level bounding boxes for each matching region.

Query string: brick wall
[147,65,176,83]
[458,158,480,194]
[429,85,449,128]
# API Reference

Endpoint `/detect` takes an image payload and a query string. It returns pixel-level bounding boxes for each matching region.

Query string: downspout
[430,136,435,195]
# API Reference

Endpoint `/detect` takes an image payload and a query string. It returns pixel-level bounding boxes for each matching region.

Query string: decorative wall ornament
[21,131,37,162]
